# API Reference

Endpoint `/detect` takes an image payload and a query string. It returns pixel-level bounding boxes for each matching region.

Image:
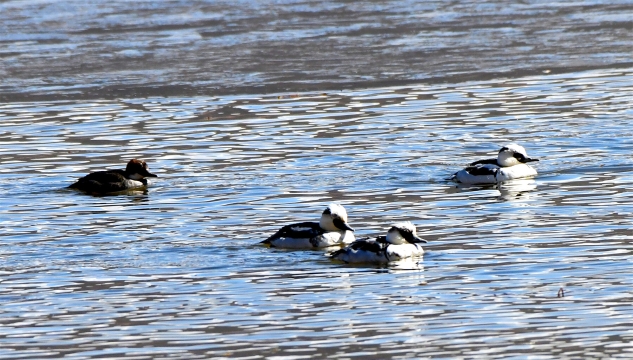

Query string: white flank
[123,179,146,189]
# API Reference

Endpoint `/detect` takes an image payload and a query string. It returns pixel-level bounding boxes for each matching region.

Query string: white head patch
[327,203,348,222]
[319,203,349,231]
[386,221,419,245]
[497,143,529,167]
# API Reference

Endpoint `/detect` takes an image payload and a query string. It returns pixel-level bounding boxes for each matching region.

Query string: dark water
[2,0,633,359]
[1,0,632,100]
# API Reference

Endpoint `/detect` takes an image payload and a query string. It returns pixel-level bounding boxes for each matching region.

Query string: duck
[69,159,158,194]
[330,221,426,263]
[451,144,538,184]
[261,203,355,248]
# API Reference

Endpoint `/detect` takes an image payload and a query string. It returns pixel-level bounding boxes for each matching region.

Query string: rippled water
[1,67,633,358]
[2,0,632,100]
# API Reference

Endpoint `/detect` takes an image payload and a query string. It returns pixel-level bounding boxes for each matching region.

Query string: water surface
[2,0,633,357]
[1,0,632,100]
[1,67,633,358]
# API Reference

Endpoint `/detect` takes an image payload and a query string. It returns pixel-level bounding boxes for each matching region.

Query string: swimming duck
[330,221,426,263]
[69,159,158,194]
[261,203,355,248]
[452,144,538,184]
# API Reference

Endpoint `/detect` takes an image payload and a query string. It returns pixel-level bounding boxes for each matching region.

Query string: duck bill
[523,158,539,163]
[333,218,354,232]
[411,236,427,244]
[142,170,158,178]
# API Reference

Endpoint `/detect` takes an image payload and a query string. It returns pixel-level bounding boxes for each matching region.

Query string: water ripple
[1,68,633,357]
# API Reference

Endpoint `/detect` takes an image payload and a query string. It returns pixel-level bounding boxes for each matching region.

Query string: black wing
[449,159,499,181]
[462,164,499,176]
[68,170,128,193]
[261,222,323,245]
[347,236,388,252]
[469,158,498,166]
[72,170,127,183]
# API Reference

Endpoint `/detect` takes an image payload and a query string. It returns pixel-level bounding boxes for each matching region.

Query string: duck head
[126,159,158,180]
[320,203,354,232]
[385,221,426,245]
[497,144,539,167]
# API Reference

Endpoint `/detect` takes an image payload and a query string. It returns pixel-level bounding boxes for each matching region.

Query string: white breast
[496,164,537,182]
[123,179,146,189]
[385,243,425,261]
[312,230,355,248]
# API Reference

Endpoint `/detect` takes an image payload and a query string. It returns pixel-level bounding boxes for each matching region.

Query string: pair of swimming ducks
[69,144,539,263]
